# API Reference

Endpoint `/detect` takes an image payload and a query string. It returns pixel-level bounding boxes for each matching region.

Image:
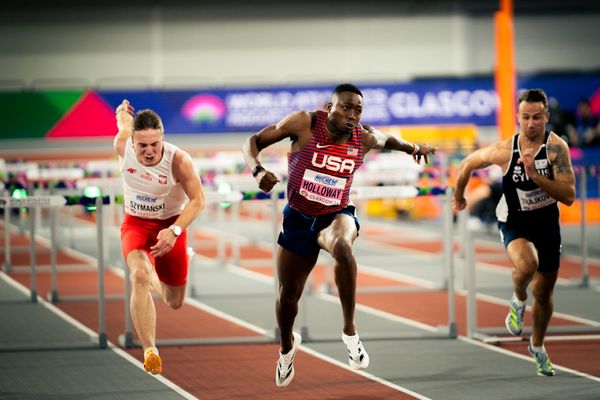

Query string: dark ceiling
[4,0,600,16]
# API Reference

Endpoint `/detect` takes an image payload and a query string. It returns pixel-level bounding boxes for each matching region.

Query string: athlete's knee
[165,296,184,310]
[532,285,553,304]
[513,262,537,281]
[330,237,354,265]
[130,266,153,287]
[127,250,150,269]
[127,250,153,284]
[278,288,302,307]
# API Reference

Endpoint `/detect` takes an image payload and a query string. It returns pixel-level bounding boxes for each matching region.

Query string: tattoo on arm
[547,144,573,175]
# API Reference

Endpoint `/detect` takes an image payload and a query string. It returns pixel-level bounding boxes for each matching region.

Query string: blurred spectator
[466,165,503,226]
[547,96,570,143]
[567,99,600,147]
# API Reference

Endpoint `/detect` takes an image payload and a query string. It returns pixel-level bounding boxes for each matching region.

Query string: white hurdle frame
[299,186,457,342]
[0,195,108,349]
[462,210,600,344]
[119,185,458,348]
[119,190,281,348]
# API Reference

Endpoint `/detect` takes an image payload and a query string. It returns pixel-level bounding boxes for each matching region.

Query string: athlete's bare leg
[506,239,539,302]
[530,270,558,346]
[276,246,318,353]
[318,214,359,336]
[150,272,186,310]
[127,250,158,351]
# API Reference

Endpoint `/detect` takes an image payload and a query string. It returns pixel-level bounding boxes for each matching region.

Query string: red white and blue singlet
[287,110,364,216]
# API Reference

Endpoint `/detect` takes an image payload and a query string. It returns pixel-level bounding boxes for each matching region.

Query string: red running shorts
[120,213,188,286]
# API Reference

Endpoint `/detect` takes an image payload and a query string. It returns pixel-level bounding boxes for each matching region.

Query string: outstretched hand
[116,99,134,131]
[517,148,536,177]
[255,169,280,193]
[414,143,437,164]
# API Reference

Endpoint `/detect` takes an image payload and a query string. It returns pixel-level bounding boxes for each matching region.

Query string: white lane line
[184,267,433,400]
[11,229,428,398]
[226,263,441,334]
[299,345,433,400]
[197,230,600,383]
[470,291,600,327]
[19,218,600,389]
[0,271,198,400]
[458,335,600,383]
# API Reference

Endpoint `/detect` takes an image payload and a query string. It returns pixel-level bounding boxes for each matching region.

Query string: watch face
[171,225,182,237]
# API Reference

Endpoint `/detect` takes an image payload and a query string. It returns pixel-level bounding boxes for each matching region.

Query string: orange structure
[495,0,516,140]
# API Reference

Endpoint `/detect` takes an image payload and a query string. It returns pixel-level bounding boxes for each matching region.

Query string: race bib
[516,187,556,211]
[299,169,347,206]
[126,193,167,218]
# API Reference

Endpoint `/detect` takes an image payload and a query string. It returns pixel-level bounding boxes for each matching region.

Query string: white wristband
[411,144,420,156]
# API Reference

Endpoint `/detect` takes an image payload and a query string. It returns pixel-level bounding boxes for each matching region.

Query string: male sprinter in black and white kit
[453,89,576,376]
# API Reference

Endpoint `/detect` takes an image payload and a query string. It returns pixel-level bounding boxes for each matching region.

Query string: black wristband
[252,165,265,177]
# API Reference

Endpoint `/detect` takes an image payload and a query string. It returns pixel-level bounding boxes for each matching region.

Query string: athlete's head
[326,83,364,136]
[132,109,165,166]
[517,89,549,140]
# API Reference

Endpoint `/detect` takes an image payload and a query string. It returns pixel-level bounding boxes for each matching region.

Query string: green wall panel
[0,90,83,139]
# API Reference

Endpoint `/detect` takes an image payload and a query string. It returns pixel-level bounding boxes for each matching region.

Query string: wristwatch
[169,225,182,237]
[252,165,265,177]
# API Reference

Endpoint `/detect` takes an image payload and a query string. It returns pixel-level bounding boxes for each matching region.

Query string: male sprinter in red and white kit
[242,83,436,387]
[114,99,205,374]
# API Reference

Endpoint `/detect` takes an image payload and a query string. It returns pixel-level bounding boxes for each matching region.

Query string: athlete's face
[132,128,164,166]
[327,92,363,135]
[517,101,549,140]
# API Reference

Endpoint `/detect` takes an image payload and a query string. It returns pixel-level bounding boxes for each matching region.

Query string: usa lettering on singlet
[121,138,188,219]
[287,111,364,215]
[496,131,557,222]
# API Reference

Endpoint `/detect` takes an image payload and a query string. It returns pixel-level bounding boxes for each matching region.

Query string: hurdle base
[119,332,136,348]
[123,335,278,348]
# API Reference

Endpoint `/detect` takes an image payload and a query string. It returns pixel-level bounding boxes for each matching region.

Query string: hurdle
[118,189,282,348]
[116,182,459,349]
[572,165,600,289]
[0,195,109,350]
[297,185,458,342]
[461,211,600,344]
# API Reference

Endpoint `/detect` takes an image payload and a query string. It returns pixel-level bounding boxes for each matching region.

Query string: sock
[512,293,525,306]
[145,346,159,357]
[342,333,358,343]
[530,341,544,353]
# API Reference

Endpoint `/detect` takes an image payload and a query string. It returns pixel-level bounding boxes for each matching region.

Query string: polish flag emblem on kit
[158,175,168,184]
[347,148,358,156]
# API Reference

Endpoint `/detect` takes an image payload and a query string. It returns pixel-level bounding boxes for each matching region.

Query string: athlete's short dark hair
[133,109,164,133]
[333,83,363,98]
[518,89,548,110]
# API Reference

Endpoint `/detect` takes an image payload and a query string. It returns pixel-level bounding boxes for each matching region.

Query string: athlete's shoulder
[497,136,514,151]
[547,131,569,147]
[473,137,513,167]
[278,110,312,129]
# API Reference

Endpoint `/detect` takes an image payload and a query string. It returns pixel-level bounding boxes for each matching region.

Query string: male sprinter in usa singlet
[242,83,436,387]
[115,100,205,375]
[453,89,576,376]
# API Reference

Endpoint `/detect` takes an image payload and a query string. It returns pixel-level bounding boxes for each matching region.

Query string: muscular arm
[362,124,436,163]
[453,139,511,212]
[113,99,134,159]
[150,150,205,258]
[171,150,206,230]
[242,111,311,192]
[363,124,416,153]
[524,135,575,206]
